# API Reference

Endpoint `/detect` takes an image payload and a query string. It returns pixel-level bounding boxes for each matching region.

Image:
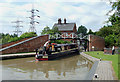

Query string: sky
[0,0,115,36]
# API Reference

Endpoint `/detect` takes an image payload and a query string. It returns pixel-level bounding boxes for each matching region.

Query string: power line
[12,19,23,36]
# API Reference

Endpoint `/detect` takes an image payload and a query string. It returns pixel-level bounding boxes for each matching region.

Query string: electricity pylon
[28,5,40,33]
[12,19,23,36]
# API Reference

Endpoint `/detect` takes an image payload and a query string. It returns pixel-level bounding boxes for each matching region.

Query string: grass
[84,51,119,79]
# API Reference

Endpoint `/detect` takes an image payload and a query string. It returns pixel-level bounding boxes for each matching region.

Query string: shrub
[51,40,72,44]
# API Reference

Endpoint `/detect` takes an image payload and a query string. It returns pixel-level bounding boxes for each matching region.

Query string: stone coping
[0,52,36,60]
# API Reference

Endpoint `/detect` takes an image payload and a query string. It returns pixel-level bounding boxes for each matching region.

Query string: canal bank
[81,52,115,80]
[0,52,36,60]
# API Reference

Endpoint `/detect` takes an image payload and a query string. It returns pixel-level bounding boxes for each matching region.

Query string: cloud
[1,0,116,3]
[0,1,112,35]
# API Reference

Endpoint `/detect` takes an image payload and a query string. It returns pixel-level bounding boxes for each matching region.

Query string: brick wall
[104,47,120,54]
[1,35,49,54]
[88,34,105,51]
[104,48,112,54]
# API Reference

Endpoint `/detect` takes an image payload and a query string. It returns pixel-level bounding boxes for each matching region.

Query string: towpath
[81,52,114,80]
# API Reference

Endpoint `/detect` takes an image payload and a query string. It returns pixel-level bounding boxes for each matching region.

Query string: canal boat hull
[35,48,79,61]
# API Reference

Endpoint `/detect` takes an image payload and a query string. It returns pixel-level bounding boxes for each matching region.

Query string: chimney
[58,18,61,24]
[64,18,66,24]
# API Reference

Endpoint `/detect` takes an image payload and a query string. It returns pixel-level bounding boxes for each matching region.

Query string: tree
[96,0,120,47]
[108,14,120,25]
[0,32,37,44]
[41,26,51,35]
[96,26,113,38]
[11,34,18,38]
[20,32,37,39]
[41,26,60,35]
[105,34,114,47]
[96,25,120,47]
[107,0,120,47]
[87,29,95,35]
[1,33,11,44]
[52,27,60,34]
[106,1,120,26]
[77,25,87,37]
[8,37,19,43]
[110,1,120,16]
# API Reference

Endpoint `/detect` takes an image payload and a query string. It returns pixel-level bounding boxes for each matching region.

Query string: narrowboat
[35,43,79,61]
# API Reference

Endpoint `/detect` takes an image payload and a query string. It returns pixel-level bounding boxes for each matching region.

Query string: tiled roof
[53,23,75,31]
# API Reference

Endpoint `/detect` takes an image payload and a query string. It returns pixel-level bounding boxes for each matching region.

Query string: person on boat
[35,48,38,54]
[43,40,51,55]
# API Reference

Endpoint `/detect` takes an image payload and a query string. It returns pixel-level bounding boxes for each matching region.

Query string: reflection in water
[2,55,93,80]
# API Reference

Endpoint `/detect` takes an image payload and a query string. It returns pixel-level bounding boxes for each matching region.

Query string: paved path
[81,52,114,80]
[93,61,114,80]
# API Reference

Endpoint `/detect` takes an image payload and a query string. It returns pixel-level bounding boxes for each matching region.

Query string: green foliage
[0,33,18,44]
[41,26,61,39]
[96,25,120,47]
[96,0,120,47]
[107,1,120,25]
[77,25,87,37]
[1,32,37,44]
[8,37,19,43]
[41,26,60,35]
[111,1,120,16]
[96,26,113,38]
[52,27,60,34]
[20,32,37,39]
[108,14,120,25]
[51,40,71,44]
[105,35,114,47]
[41,26,51,35]
[87,29,95,35]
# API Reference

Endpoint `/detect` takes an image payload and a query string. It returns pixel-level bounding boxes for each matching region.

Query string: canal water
[1,55,93,80]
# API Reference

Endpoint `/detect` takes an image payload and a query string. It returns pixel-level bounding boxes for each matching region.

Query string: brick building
[53,18,77,42]
[88,34,105,51]
[53,19,105,51]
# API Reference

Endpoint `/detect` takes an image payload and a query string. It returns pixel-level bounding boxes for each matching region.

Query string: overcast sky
[0,0,114,35]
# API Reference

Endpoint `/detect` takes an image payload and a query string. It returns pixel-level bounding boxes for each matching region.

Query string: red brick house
[53,18,77,42]
[53,18,105,51]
